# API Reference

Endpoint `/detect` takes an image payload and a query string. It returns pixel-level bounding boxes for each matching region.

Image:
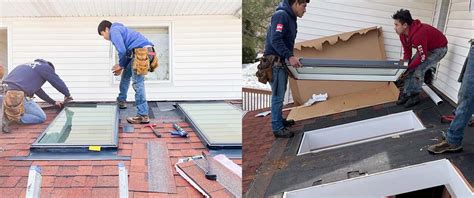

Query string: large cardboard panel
[289,78,391,106]
[287,82,400,121]
[290,27,388,106]
[293,27,386,60]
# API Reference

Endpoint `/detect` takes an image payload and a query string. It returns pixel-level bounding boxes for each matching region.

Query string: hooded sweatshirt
[109,23,154,69]
[3,59,70,104]
[264,0,298,60]
[400,19,448,69]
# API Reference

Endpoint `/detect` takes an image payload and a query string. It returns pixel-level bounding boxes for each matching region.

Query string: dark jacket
[400,19,448,69]
[263,0,298,60]
[3,59,70,104]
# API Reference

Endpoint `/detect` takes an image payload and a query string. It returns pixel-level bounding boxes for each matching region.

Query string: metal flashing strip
[118,162,129,198]
[288,58,408,81]
[298,111,425,156]
[11,150,130,161]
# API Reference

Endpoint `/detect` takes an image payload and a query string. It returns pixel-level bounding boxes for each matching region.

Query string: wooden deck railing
[242,87,272,111]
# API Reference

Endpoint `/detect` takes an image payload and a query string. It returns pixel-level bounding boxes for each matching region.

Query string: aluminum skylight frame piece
[297,111,425,156]
[287,58,408,81]
[31,104,119,149]
[283,159,473,197]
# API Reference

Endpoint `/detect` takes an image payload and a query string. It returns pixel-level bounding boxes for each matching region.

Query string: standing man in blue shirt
[98,20,158,124]
[263,0,308,138]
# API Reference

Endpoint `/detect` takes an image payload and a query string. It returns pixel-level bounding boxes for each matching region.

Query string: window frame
[297,111,425,156]
[30,105,119,149]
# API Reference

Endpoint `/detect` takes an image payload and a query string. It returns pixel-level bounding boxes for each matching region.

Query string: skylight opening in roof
[283,159,473,198]
[297,111,425,156]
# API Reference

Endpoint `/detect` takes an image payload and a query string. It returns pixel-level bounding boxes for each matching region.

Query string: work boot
[127,115,150,124]
[283,119,295,128]
[273,127,294,138]
[427,140,462,154]
[117,100,127,109]
[404,94,420,108]
[396,93,409,105]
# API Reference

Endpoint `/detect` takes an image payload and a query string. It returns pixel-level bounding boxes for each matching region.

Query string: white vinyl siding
[0,0,242,18]
[2,16,241,101]
[0,29,7,69]
[296,0,437,60]
[433,0,472,103]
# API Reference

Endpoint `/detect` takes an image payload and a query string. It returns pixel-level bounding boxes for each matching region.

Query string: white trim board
[297,111,425,156]
[283,159,474,198]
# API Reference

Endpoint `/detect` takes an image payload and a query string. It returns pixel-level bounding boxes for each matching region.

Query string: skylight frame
[30,104,119,149]
[297,111,425,156]
[288,58,408,81]
[283,159,473,197]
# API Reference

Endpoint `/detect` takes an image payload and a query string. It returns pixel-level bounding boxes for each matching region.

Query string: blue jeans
[447,45,474,146]
[270,64,288,132]
[404,47,447,96]
[116,58,149,116]
[21,98,46,124]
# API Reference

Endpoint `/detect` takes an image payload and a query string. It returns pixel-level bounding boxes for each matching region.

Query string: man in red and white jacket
[393,9,448,108]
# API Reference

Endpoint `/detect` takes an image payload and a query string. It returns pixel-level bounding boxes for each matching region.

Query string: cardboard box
[287,26,400,121]
[287,82,399,121]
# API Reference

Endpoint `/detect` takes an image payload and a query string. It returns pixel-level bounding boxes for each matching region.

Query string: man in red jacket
[393,9,448,108]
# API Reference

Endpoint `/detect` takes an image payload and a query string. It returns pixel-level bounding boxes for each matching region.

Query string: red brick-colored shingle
[128,172,148,191]
[102,166,118,176]
[41,176,56,187]
[76,166,93,176]
[0,176,21,187]
[0,108,229,197]
[54,176,73,188]
[71,176,87,187]
[91,187,118,198]
[57,166,78,176]
[96,176,119,187]
[67,188,93,198]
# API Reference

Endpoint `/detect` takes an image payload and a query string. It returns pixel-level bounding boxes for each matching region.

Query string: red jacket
[400,19,448,69]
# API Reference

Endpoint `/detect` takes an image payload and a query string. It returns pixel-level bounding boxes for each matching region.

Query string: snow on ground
[242,62,271,90]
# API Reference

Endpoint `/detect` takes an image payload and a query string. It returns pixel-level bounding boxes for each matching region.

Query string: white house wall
[433,0,473,103]
[2,16,241,101]
[0,29,7,69]
[296,0,437,61]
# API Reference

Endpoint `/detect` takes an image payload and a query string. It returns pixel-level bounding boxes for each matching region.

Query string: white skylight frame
[297,111,425,156]
[283,159,473,198]
[288,59,408,81]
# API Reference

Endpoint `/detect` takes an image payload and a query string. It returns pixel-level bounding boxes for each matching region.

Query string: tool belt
[132,46,159,75]
[256,55,285,84]
[3,90,25,123]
